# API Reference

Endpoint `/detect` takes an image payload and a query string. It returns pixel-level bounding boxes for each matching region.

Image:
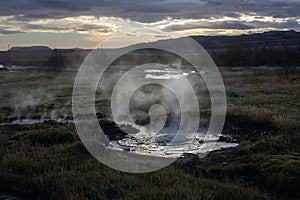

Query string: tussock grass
[0,130,265,199]
[0,66,299,199]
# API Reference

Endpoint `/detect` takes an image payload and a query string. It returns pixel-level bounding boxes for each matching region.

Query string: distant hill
[191,30,300,50]
[1,30,300,67]
[9,46,52,52]
[5,30,300,52]
[125,30,300,67]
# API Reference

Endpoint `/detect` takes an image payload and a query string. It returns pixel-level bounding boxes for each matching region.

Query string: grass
[0,127,265,199]
[196,134,300,198]
[258,154,300,198]
[0,66,299,199]
[1,119,298,199]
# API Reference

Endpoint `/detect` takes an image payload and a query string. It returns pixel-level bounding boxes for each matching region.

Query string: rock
[222,161,229,166]
[155,138,167,146]
[218,135,237,143]
[0,194,19,200]
[123,147,130,152]
[0,67,9,72]
[119,124,139,134]
[99,119,139,141]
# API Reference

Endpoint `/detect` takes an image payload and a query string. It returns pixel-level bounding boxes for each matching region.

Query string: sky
[0,0,300,50]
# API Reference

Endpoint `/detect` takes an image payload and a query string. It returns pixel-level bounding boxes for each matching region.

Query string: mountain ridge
[190,30,300,50]
[4,30,300,52]
[9,46,52,52]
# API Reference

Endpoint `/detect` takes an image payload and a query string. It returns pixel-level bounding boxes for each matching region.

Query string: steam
[96,54,210,133]
[7,63,79,121]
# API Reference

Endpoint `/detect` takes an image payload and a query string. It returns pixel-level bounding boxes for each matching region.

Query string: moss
[24,130,76,146]
[258,154,300,198]
[122,174,264,200]
[0,126,266,200]
[96,112,106,119]
[239,135,300,156]
[99,119,117,126]
[207,164,244,178]
[0,66,299,199]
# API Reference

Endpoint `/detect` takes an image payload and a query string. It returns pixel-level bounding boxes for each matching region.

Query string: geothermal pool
[107,125,238,158]
[0,66,236,157]
[0,118,238,158]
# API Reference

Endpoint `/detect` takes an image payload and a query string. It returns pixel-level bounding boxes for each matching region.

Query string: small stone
[123,147,130,152]
[198,140,204,144]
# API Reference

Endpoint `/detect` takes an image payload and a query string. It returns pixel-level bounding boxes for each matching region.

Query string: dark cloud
[165,21,255,31]
[0,0,299,33]
[0,30,23,34]
[75,24,112,33]
[0,14,113,35]
[22,24,69,31]
[2,21,113,34]
[23,24,111,33]
[165,19,299,32]
[224,13,241,18]
[0,0,299,23]
[252,19,299,29]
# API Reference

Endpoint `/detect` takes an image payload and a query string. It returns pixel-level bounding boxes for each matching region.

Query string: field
[0,65,299,199]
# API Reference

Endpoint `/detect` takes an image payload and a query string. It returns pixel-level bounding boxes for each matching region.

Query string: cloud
[0,16,115,35]
[251,19,299,29]
[0,29,23,34]
[0,0,300,39]
[0,0,300,23]
[164,19,299,32]
[165,21,255,31]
